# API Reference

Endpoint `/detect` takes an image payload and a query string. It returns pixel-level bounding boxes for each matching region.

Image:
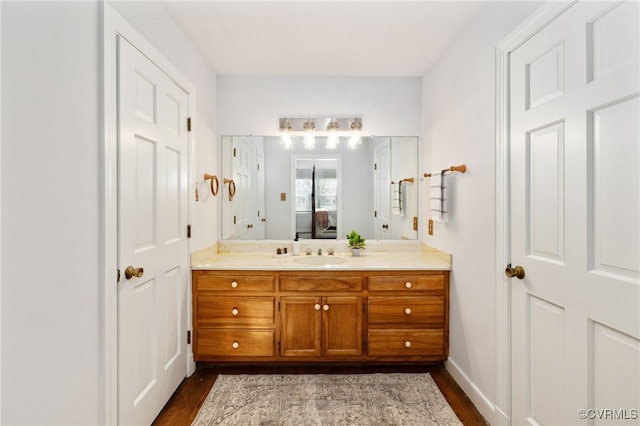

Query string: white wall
[217,76,422,137]
[421,1,543,423]
[1,2,102,424]
[1,1,217,424]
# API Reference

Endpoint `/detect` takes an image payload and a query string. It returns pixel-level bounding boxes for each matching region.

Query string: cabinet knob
[314,304,321,311]
[323,304,330,311]
[231,308,239,316]
[404,308,412,315]
[405,282,412,289]
[404,341,412,348]
[231,281,238,288]
[232,341,239,349]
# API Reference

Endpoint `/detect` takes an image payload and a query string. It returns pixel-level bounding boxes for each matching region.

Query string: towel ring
[203,173,219,196]
[224,178,236,201]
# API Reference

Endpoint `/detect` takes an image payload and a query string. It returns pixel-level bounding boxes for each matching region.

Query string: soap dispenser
[292,233,301,256]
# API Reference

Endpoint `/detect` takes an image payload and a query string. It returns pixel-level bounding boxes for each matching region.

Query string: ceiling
[161,1,487,76]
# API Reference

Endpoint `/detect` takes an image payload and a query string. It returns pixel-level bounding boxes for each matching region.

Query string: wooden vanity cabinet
[192,269,449,363]
[367,271,449,361]
[280,272,364,359]
[192,271,277,361]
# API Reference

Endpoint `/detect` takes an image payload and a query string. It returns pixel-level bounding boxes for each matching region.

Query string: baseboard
[445,358,496,424]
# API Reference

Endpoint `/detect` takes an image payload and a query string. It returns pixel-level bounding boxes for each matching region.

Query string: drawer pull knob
[314,304,321,311]
[231,281,238,288]
[404,341,412,348]
[232,308,239,316]
[404,308,412,315]
[405,282,412,289]
[323,304,330,311]
[232,341,239,349]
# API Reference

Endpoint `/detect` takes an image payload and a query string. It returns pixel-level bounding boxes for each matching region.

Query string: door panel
[118,36,189,426]
[510,2,639,424]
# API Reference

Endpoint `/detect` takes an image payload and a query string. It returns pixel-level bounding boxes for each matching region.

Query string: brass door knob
[505,264,525,279]
[124,266,144,280]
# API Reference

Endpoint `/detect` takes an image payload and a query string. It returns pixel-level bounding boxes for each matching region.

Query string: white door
[232,136,252,239]
[509,1,639,424]
[256,145,266,239]
[374,141,391,239]
[118,36,189,425]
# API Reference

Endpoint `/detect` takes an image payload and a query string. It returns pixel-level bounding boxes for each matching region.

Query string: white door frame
[494,1,577,424]
[102,4,196,423]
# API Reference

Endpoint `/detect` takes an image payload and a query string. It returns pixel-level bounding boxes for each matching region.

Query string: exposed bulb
[280,132,292,149]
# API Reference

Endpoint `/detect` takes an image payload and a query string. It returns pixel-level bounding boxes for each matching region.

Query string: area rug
[191,373,462,425]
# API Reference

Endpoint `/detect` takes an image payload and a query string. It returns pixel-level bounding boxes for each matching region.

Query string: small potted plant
[346,230,366,256]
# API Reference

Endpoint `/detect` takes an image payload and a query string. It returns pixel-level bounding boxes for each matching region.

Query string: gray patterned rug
[191,373,463,425]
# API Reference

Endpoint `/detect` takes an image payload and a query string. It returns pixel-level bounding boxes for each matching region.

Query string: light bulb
[304,132,315,149]
[326,132,339,149]
[280,132,292,149]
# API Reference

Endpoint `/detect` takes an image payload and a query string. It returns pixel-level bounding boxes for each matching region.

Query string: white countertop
[191,243,451,271]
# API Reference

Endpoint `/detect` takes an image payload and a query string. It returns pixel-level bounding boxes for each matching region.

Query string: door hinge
[374,163,377,170]
[187,330,191,344]
[187,117,192,132]
[278,341,281,351]
[233,215,237,225]
[187,224,192,238]
[374,210,377,218]
[278,301,281,312]
[233,148,237,157]
[117,269,121,283]
[413,216,418,231]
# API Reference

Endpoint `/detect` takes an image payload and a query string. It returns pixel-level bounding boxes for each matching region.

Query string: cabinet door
[322,297,363,357]
[280,297,321,357]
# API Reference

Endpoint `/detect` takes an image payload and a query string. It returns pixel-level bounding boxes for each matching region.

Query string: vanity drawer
[368,329,445,357]
[280,274,363,292]
[194,272,275,292]
[368,296,444,326]
[368,274,445,292]
[196,297,275,326]
[197,329,275,357]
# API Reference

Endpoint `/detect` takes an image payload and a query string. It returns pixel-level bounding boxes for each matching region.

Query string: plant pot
[351,248,362,257]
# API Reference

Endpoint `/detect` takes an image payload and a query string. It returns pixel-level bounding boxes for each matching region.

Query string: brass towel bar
[391,177,415,184]
[423,164,467,177]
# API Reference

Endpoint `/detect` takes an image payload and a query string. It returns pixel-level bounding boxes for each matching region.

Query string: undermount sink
[293,256,349,266]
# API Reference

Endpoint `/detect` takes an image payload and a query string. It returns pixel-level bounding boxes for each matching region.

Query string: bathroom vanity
[191,245,451,363]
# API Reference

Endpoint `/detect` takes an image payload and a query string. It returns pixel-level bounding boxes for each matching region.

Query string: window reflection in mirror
[221,135,418,240]
[294,157,340,239]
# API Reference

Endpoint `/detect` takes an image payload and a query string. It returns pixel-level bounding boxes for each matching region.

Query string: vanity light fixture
[279,118,293,149]
[277,116,363,150]
[326,119,339,149]
[348,117,363,149]
[303,119,316,150]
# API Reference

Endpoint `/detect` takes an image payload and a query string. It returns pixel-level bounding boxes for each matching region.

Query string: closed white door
[118,36,189,425]
[374,142,391,239]
[509,1,639,424]
[256,146,266,239]
[232,136,252,239]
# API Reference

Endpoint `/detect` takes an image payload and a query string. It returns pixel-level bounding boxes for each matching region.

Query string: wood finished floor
[152,363,488,426]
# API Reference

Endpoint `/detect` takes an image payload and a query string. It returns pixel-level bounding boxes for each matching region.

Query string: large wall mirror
[221,135,419,240]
